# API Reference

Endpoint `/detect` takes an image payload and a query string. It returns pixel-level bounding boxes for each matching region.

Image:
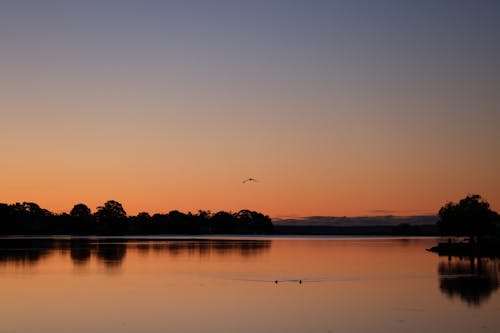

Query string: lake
[1,236,499,333]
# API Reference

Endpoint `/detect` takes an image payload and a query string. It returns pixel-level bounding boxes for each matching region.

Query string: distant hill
[271,215,438,235]
[273,215,437,227]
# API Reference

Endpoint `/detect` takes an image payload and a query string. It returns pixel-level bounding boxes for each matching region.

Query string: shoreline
[0,224,439,238]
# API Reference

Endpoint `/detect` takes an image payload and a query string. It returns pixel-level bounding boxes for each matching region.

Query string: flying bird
[242,178,258,183]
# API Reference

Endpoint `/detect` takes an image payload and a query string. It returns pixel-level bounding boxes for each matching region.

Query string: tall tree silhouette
[70,203,94,234]
[70,203,91,217]
[95,200,127,220]
[94,200,127,235]
[438,195,498,241]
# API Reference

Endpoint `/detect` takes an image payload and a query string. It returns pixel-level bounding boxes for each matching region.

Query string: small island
[428,194,500,257]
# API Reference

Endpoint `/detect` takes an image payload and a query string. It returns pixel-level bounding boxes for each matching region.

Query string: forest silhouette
[0,200,274,235]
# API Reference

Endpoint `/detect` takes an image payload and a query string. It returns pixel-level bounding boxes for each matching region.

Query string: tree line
[0,200,274,235]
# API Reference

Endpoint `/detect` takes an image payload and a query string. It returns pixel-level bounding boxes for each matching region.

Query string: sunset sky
[1,0,499,217]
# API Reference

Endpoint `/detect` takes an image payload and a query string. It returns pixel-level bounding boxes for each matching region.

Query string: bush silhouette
[437,195,498,240]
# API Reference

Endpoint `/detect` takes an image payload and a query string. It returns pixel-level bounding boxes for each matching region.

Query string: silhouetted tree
[198,210,212,220]
[211,211,237,233]
[70,203,91,217]
[69,203,94,234]
[128,212,151,234]
[136,212,151,220]
[0,203,14,234]
[95,200,127,220]
[197,210,212,233]
[94,200,127,234]
[167,210,198,233]
[150,213,171,234]
[7,202,53,233]
[437,195,498,241]
[235,209,274,233]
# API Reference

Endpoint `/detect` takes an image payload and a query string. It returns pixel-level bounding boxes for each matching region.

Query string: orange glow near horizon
[1,1,499,218]
[2,115,499,217]
[1,171,499,218]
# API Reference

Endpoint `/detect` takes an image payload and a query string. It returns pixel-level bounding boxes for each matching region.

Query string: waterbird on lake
[243,178,258,183]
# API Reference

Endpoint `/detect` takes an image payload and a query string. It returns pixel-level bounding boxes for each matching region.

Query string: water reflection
[438,256,500,306]
[69,239,91,264]
[148,239,271,257]
[0,238,272,267]
[0,238,54,264]
[95,242,127,267]
[2,237,500,333]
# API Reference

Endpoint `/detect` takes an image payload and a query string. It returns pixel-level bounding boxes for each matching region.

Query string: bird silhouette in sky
[242,178,258,183]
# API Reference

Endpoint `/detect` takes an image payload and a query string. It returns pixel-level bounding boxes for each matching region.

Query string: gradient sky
[1,0,499,217]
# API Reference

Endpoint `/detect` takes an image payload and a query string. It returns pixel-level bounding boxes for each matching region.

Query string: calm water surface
[0,237,499,333]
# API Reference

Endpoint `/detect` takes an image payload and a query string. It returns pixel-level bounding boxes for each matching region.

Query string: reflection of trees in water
[438,257,500,306]
[0,238,272,267]
[0,239,55,265]
[95,242,127,266]
[135,243,151,256]
[64,239,128,267]
[137,240,272,257]
[69,239,91,265]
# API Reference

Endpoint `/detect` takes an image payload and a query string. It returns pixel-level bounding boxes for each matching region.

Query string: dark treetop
[437,194,499,239]
[0,201,274,236]
[429,194,500,257]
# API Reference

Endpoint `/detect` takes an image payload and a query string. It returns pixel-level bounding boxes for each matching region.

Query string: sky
[1,0,499,217]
